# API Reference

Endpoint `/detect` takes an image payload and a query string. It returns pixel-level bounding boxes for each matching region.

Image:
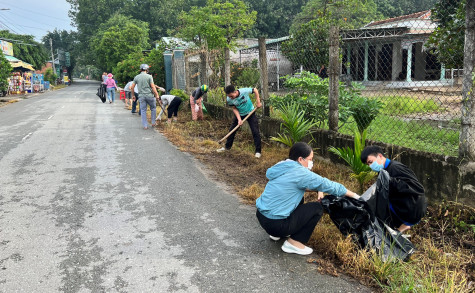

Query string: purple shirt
[105,78,117,88]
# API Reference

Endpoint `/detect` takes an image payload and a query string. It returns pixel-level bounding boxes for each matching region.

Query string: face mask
[307,160,314,170]
[370,161,384,172]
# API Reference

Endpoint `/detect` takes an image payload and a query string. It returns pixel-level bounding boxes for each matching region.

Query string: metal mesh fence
[173,8,473,158]
[263,12,465,157]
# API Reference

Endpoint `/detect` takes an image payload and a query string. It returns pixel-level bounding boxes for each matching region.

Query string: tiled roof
[365,10,431,28]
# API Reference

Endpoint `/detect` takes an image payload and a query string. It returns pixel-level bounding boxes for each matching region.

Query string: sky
[0,0,75,42]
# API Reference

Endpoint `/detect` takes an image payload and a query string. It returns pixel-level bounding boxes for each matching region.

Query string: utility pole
[49,38,56,83]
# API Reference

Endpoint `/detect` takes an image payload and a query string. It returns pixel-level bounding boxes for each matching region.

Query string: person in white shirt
[156,94,182,123]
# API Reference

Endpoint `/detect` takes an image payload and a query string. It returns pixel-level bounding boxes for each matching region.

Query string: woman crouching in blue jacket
[256,142,360,255]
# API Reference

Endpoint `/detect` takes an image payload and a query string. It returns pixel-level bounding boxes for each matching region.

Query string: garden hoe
[218,107,258,143]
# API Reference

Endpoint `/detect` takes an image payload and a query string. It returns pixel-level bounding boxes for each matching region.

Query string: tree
[283,0,380,72]
[0,52,12,95]
[427,0,465,69]
[244,0,310,38]
[0,31,48,70]
[67,0,126,65]
[373,0,438,18]
[90,13,149,72]
[176,0,256,85]
[42,29,79,81]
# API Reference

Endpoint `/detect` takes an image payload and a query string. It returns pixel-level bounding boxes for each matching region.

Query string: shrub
[0,52,12,94]
[231,59,260,89]
[206,87,225,106]
[43,68,57,84]
[271,101,318,147]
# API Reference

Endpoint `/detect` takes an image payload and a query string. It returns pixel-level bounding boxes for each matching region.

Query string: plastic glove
[195,104,199,112]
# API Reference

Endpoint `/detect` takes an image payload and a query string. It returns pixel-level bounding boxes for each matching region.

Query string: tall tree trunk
[460,0,475,159]
[224,47,231,86]
[258,37,269,116]
[328,25,340,132]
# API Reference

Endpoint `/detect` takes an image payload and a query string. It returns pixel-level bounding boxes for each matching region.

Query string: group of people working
[103,64,426,257]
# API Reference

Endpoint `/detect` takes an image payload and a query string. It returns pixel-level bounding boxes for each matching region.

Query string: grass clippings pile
[152,108,474,292]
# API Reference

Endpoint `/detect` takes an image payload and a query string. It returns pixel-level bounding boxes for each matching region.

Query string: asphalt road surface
[0,80,371,292]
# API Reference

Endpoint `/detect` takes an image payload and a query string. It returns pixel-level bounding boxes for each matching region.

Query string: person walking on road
[190,85,208,121]
[105,73,118,103]
[130,64,160,129]
[255,142,360,255]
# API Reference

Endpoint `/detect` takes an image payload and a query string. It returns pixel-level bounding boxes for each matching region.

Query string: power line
[0,0,72,23]
[0,12,29,35]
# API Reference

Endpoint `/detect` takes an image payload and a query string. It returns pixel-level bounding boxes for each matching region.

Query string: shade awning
[5,55,35,71]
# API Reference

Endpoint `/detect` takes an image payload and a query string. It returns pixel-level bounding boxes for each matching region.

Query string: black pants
[132,94,140,114]
[167,97,182,118]
[256,200,323,243]
[225,112,261,153]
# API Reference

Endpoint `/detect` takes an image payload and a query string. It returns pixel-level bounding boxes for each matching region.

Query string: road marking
[22,133,32,141]
[48,115,54,120]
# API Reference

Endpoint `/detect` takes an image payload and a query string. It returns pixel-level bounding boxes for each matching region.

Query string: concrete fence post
[460,0,475,160]
[258,37,270,117]
[328,26,340,132]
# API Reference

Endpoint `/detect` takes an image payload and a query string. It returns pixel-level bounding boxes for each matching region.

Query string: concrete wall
[204,102,475,207]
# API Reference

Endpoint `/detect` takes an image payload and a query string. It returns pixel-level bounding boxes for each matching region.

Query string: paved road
[0,80,371,292]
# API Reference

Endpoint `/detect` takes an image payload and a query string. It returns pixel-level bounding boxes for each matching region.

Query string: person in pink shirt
[105,73,118,103]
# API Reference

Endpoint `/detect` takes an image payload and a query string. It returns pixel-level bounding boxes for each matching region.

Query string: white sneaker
[217,147,227,153]
[255,152,261,158]
[281,240,313,255]
[269,235,280,241]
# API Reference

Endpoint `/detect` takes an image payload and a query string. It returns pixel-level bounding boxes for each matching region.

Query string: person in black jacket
[361,146,427,233]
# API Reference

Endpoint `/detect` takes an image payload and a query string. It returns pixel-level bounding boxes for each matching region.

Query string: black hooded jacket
[386,160,426,225]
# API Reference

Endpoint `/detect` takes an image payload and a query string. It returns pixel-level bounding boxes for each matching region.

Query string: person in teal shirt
[256,142,360,255]
[217,85,262,158]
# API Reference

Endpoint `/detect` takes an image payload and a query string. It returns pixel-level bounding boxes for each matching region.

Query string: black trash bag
[321,170,415,262]
[321,194,373,248]
[365,218,415,262]
[97,86,106,103]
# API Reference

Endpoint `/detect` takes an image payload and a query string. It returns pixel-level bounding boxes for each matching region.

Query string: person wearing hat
[190,84,208,121]
[130,64,160,129]
[104,73,118,103]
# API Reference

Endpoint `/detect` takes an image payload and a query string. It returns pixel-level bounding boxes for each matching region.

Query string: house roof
[366,10,431,28]
[364,10,435,33]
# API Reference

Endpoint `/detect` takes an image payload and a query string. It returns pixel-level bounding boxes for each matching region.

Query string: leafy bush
[231,59,260,88]
[43,68,57,84]
[0,52,12,94]
[170,88,188,100]
[206,87,225,106]
[329,129,375,193]
[269,71,382,132]
[271,101,318,147]
[113,52,144,85]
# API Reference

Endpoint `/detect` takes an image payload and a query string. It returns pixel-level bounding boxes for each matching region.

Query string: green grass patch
[376,95,444,115]
[340,115,459,156]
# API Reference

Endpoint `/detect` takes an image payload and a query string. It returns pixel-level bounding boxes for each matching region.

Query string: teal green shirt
[133,72,154,97]
[226,88,254,116]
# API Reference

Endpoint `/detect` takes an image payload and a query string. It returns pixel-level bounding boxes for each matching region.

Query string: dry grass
[151,108,475,292]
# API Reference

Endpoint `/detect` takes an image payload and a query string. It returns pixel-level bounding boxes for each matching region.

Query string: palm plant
[271,101,318,147]
[329,129,376,194]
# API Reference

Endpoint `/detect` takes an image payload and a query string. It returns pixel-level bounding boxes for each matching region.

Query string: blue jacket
[256,160,347,219]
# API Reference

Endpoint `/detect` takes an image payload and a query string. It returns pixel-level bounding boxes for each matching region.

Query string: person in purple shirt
[105,73,118,103]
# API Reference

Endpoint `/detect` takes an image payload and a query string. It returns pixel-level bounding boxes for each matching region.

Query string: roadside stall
[5,55,36,94]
